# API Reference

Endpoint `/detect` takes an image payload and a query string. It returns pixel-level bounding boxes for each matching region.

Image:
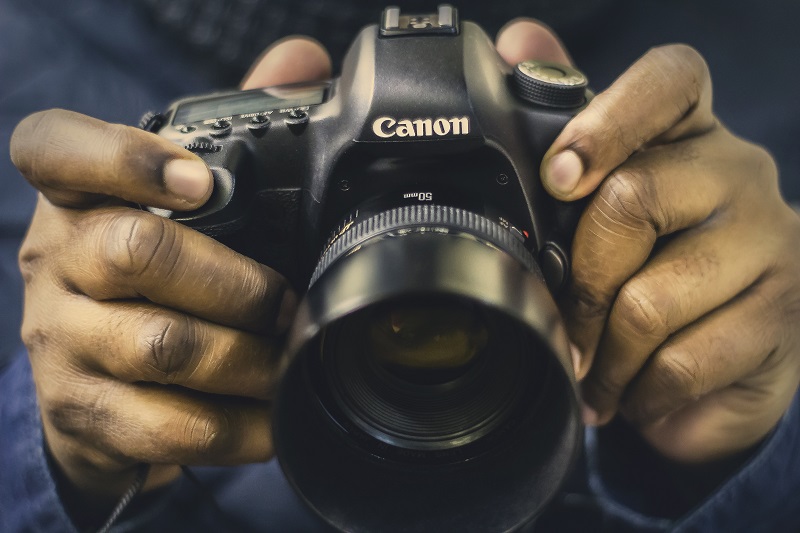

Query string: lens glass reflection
[366,301,489,384]
[319,295,545,454]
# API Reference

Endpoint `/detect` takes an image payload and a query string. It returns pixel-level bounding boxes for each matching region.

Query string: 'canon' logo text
[372,116,470,138]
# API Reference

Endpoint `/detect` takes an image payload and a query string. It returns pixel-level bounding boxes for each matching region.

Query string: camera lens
[368,301,486,373]
[318,297,543,455]
[366,300,487,382]
[273,205,581,532]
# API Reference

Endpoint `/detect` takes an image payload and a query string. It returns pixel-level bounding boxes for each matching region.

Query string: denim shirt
[3,346,800,532]
[2,0,799,531]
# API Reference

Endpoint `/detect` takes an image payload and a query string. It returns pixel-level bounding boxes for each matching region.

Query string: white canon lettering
[412,118,433,137]
[395,119,414,137]
[433,118,450,136]
[372,116,470,138]
[450,116,469,135]
[372,117,396,138]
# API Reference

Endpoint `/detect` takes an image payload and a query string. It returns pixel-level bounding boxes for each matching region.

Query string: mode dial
[138,111,165,132]
[513,61,587,108]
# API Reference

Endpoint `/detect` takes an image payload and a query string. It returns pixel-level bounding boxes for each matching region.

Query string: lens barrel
[273,205,581,532]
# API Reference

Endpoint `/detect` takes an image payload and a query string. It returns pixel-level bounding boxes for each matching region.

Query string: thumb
[241,36,332,89]
[495,18,573,67]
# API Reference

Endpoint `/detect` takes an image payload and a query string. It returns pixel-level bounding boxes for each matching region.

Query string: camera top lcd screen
[172,84,327,125]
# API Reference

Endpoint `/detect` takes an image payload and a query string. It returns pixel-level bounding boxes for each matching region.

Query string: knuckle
[567,282,610,322]
[45,384,114,440]
[571,97,639,157]
[598,170,655,229]
[20,318,52,355]
[183,409,238,458]
[103,124,138,177]
[749,144,780,188]
[614,280,671,338]
[647,44,710,115]
[586,368,627,405]
[18,239,43,285]
[670,44,708,72]
[656,43,705,67]
[621,347,705,425]
[138,313,198,384]
[100,212,179,279]
[651,44,709,83]
[653,347,706,400]
[44,397,85,438]
[10,110,59,179]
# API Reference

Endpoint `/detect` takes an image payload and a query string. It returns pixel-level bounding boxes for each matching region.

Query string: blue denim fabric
[584,405,800,533]
[3,344,800,532]
[0,350,75,532]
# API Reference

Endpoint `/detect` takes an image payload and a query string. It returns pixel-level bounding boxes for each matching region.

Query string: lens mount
[273,205,581,532]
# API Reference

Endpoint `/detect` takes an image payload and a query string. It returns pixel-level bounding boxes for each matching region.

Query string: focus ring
[310,205,537,287]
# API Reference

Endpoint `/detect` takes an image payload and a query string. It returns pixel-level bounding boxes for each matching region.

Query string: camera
[143,5,589,531]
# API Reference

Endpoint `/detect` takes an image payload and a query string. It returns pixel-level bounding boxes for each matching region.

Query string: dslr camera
[143,5,589,531]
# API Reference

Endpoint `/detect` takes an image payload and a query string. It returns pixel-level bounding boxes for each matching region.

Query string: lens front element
[367,300,488,377]
[318,297,549,457]
[273,205,581,532]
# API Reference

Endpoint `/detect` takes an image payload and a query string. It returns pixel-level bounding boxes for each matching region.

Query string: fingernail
[581,402,600,426]
[545,150,583,195]
[569,342,582,377]
[163,159,212,203]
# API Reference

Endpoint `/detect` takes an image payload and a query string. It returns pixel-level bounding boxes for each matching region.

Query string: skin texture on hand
[9,38,331,518]
[497,23,800,463]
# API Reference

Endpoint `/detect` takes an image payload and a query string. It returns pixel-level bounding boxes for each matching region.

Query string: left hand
[9,37,330,518]
[498,20,800,463]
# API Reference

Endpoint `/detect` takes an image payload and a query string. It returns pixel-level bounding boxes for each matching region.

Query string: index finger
[540,44,716,200]
[10,109,213,210]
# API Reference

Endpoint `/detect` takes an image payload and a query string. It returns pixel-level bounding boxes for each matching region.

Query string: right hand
[9,38,331,515]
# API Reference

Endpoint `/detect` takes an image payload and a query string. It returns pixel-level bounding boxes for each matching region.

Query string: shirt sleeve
[584,388,800,532]
[0,346,78,533]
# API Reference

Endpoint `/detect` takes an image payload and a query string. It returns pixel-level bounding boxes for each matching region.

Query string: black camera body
[147,6,586,291]
[146,6,589,532]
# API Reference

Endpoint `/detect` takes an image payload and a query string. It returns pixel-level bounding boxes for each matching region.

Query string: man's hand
[9,38,331,514]
[499,20,800,463]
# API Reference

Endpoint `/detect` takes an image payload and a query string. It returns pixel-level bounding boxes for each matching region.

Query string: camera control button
[284,109,309,126]
[247,114,271,135]
[513,61,587,108]
[540,244,568,292]
[184,142,221,154]
[138,111,165,132]
[209,119,232,138]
